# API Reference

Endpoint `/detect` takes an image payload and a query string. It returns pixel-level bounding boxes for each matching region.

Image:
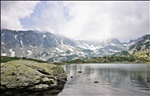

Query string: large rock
[0,60,67,93]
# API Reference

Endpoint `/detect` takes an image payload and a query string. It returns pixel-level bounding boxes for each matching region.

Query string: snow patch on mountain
[61,39,64,45]
[43,35,46,38]
[27,50,32,55]
[55,48,63,52]
[1,53,7,56]
[110,43,117,46]
[144,39,150,43]
[20,40,24,47]
[9,49,15,57]
[109,49,120,52]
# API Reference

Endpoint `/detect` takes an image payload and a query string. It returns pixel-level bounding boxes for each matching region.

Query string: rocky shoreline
[1,60,67,95]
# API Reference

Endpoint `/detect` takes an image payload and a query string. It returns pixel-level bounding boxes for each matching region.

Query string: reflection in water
[1,79,66,96]
[59,64,150,96]
[1,90,59,96]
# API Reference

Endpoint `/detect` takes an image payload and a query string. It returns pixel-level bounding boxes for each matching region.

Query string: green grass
[1,56,48,63]
[64,55,150,64]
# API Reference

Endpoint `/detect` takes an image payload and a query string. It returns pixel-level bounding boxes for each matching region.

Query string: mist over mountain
[1,29,149,62]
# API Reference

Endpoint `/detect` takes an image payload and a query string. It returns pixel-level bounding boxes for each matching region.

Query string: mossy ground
[1,59,67,90]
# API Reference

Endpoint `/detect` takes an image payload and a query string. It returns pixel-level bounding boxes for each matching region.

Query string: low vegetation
[1,56,48,63]
[64,56,149,64]
[64,50,150,64]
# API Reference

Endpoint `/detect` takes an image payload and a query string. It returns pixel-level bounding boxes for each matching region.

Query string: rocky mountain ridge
[128,34,150,53]
[1,29,149,62]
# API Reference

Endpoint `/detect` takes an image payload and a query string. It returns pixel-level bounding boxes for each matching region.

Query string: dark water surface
[58,64,150,96]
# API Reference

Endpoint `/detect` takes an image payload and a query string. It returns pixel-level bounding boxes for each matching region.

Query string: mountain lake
[58,63,150,96]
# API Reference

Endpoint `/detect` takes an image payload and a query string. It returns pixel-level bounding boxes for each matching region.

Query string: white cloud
[32,1,69,33]
[31,1,149,42]
[62,1,114,40]
[1,1,149,42]
[1,1,39,30]
[64,1,149,42]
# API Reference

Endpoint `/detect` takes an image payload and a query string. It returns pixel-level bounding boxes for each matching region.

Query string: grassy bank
[1,56,48,63]
[63,55,150,64]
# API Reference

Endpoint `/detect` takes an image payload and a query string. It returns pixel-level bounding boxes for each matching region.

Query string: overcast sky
[1,1,150,42]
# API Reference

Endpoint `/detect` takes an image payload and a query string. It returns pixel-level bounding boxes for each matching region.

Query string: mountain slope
[0,29,131,62]
[64,35,150,64]
[113,34,150,60]
[128,35,150,53]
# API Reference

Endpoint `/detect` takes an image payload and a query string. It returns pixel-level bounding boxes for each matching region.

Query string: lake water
[58,64,150,96]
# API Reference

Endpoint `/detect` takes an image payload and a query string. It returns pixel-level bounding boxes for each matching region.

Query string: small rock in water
[94,81,99,83]
[70,76,73,78]
[77,71,82,73]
